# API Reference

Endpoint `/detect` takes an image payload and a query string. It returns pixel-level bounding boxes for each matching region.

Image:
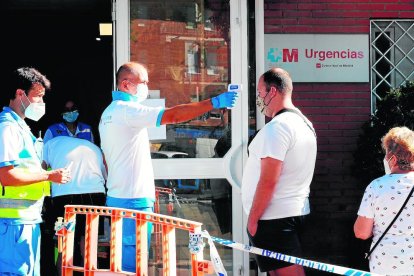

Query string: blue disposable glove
[211,91,239,109]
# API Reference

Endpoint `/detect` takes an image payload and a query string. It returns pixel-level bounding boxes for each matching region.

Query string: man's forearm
[160,91,238,125]
[0,167,49,186]
[249,157,283,222]
[161,99,213,125]
[249,180,277,222]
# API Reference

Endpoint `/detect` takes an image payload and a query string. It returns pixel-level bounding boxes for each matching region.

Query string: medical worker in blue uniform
[43,99,94,144]
[0,67,71,276]
[99,62,239,272]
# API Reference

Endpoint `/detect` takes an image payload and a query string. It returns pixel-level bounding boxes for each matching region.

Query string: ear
[389,155,397,168]
[269,86,278,98]
[15,89,25,98]
[120,79,129,90]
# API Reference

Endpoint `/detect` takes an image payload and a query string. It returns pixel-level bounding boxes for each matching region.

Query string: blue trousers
[0,222,41,276]
[106,197,154,273]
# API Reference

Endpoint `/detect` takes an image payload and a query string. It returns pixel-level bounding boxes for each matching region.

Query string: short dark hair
[115,64,128,87]
[62,99,79,112]
[262,68,292,94]
[115,62,147,88]
[6,67,51,100]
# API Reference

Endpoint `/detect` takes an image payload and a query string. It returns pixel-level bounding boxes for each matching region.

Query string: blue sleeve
[156,108,165,127]
[0,160,19,168]
[43,128,53,144]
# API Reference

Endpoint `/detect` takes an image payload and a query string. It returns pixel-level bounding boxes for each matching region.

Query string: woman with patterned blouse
[354,126,414,275]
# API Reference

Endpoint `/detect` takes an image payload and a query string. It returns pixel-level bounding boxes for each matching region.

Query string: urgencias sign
[265,34,369,83]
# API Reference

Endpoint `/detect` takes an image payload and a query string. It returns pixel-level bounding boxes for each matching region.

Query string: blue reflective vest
[48,122,93,142]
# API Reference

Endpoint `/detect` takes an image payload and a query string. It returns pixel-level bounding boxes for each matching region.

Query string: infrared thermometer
[228,84,242,93]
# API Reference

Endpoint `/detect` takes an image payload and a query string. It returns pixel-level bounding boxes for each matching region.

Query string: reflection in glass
[248,0,257,142]
[152,178,233,273]
[130,0,231,159]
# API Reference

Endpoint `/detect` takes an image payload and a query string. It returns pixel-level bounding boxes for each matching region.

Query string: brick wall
[263,0,414,270]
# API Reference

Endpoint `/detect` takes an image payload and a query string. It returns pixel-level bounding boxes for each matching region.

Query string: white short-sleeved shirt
[241,110,317,219]
[99,91,164,199]
[43,136,106,197]
[358,173,414,275]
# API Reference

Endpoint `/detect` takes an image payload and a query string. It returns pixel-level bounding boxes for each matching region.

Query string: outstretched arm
[160,91,238,125]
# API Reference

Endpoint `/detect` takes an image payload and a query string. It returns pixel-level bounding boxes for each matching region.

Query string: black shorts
[247,215,306,272]
[47,193,106,240]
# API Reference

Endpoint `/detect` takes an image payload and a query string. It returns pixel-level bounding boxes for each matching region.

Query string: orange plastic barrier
[154,187,175,264]
[57,205,210,276]
[154,187,175,215]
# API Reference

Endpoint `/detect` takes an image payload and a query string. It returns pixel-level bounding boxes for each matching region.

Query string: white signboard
[264,34,369,82]
[141,98,166,140]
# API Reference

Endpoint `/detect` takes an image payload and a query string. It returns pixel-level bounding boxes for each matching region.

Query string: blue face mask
[63,110,79,123]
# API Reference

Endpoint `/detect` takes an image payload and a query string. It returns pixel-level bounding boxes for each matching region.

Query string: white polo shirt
[99,91,164,199]
[242,111,317,219]
[43,136,106,197]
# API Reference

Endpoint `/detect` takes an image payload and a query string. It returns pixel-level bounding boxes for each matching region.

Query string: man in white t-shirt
[99,62,239,272]
[41,136,107,274]
[242,68,317,276]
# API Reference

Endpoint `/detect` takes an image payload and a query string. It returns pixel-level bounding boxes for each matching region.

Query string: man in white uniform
[99,62,239,272]
[242,68,317,276]
[41,136,107,273]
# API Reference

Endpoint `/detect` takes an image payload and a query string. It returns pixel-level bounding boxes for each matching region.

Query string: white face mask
[383,156,392,174]
[135,83,149,103]
[21,92,46,121]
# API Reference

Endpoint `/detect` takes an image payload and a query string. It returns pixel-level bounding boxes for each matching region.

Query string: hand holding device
[211,84,241,109]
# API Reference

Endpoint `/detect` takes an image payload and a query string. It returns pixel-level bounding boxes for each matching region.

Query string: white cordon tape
[202,231,383,276]
[189,231,227,276]
[203,230,227,276]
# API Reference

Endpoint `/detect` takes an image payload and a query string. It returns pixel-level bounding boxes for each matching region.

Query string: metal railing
[370,19,414,113]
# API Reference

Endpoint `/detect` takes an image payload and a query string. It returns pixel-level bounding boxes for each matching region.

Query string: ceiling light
[99,23,112,36]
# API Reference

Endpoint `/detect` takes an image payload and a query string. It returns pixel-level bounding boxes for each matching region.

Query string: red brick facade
[130,18,230,107]
[263,0,414,270]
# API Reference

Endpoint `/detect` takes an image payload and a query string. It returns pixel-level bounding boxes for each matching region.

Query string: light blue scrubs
[0,107,44,276]
[106,196,154,272]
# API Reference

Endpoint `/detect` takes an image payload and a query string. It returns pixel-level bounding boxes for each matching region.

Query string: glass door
[115,0,249,274]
